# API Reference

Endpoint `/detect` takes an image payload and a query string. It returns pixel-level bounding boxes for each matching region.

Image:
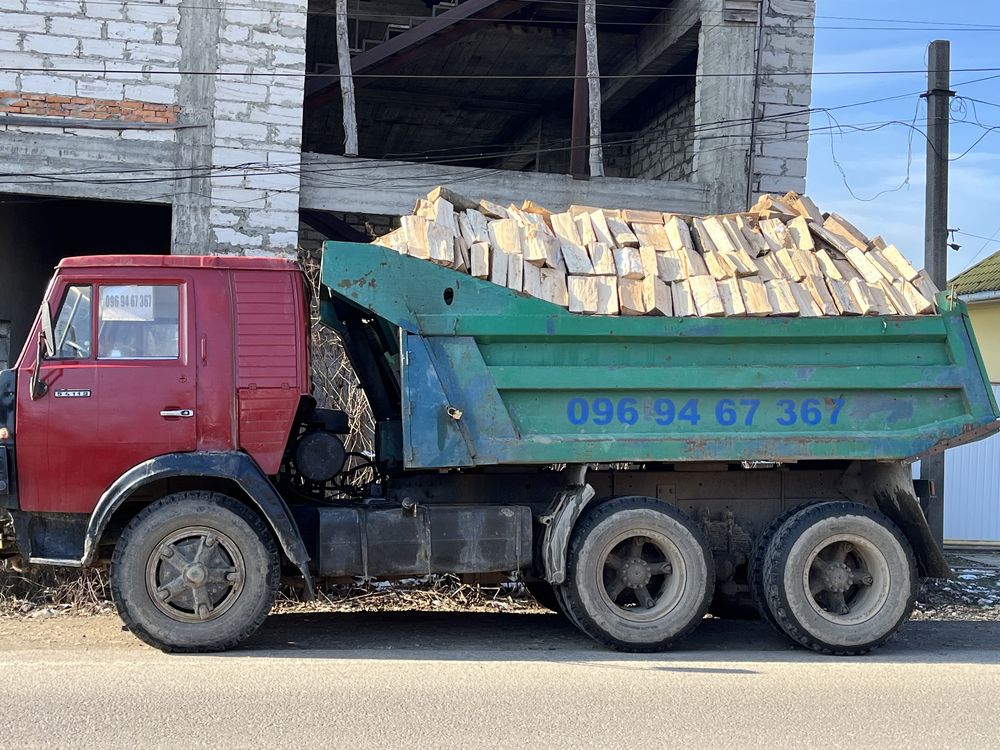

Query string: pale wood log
[736,215,769,257]
[413,198,433,218]
[335,0,358,156]
[786,216,815,251]
[587,209,617,247]
[790,194,824,224]
[865,281,896,315]
[754,252,782,282]
[631,222,672,250]
[867,235,888,251]
[689,275,725,317]
[751,194,796,219]
[639,245,657,276]
[561,242,596,275]
[898,281,935,314]
[568,276,598,314]
[825,278,862,315]
[824,212,869,248]
[454,235,470,272]
[878,280,909,315]
[671,280,697,317]
[621,208,664,224]
[583,0,604,176]
[428,197,459,234]
[716,277,747,316]
[866,248,901,283]
[648,277,673,316]
[847,278,876,315]
[522,259,542,299]
[588,241,617,275]
[539,268,569,306]
[606,216,639,247]
[791,248,821,278]
[401,215,430,259]
[479,200,508,219]
[595,276,619,315]
[619,278,648,315]
[551,212,583,246]
[523,226,555,267]
[489,249,508,286]
[690,217,718,254]
[833,255,862,281]
[613,246,645,279]
[814,248,843,280]
[574,212,598,247]
[521,199,553,219]
[739,277,772,316]
[765,278,800,316]
[375,228,407,254]
[663,215,695,252]
[774,248,803,281]
[568,204,600,216]
[724,248,759,277]
[801,274,839,316]
[845,246,883,284]
[683,247,709,276]
[914,269,940,300]
[704,251,736,281]
[656,250,687,283]
[789,281,822,317]
[506,252,524,291]
[808,221,857,254]
[458,209,489,246]
[426,186,478,211]
[470,242,490,278]
[702,217,737,252]
[720,217,756,255]
[488,219,523,256]
[759,218,795,251]
[880,244,920,282]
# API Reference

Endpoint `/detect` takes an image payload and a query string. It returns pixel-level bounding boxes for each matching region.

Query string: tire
[748,503,820,633]
[524,578,563,615]
[560,496,715,652]
[111,491,280,653]
[761,501,917,655]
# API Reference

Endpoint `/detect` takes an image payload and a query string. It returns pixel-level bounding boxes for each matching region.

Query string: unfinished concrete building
[0,0,815,362]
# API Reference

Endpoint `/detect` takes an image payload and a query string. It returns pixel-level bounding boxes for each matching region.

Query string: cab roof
[57,255,300,271]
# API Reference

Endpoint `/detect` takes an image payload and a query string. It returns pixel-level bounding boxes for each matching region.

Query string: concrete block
[267,231,300,249]
[126,42,183,64]
[125,5,181,24]
[215,80,269,102]
[214,227,264,247]
[759,139,809,160]
[0,30,18,51]
[81,38,128,58]
[214,99,251,120]
[209,208,241,227]
[246,210,299,230]
[76,77,125,99]
[214,119,269,142]
[266,123,302,147]
[47,16,106,38]
[251,30,305,49]
[22,34,79,56]
[218,42,270,65]
[266,191,300,213]
[20,74,76,96]
[244,170,298,192]
[105,21,157,42]
[224,7,272,26]
[271,48,305,68]
[0,12,44,32]
[24,1,81,14]
[221,24,251,44]
[120,129,175,142]
[123,83,176,104]
[213,146,272,167]
[247,105,303,126]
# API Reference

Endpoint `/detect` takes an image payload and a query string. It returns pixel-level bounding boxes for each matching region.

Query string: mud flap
[839,460,951,578]
[540,483,596,585]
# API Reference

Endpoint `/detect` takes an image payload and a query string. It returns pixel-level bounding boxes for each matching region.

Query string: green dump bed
[320,241,1000,469]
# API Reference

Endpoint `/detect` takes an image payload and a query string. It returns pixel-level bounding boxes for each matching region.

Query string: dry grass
[0,561,114,617]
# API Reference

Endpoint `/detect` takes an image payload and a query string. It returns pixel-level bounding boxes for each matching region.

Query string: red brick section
[0,92,181,124]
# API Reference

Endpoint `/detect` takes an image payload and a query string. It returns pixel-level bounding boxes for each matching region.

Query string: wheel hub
[183,563,208,586]
[823,561,852,593]
[622,557,651,588]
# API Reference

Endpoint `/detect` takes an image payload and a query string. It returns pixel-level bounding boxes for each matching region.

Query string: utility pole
[921,39,954,547]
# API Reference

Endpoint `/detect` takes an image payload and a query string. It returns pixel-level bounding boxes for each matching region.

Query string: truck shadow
[226,610,1000,666]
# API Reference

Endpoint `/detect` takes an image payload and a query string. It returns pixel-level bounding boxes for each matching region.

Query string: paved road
[1,612,999,749]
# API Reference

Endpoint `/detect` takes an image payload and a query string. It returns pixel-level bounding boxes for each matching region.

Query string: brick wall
[0,91,180,123]
[628,79,696,182]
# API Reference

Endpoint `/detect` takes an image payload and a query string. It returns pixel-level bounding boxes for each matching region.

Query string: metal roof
[950,248,1000,296]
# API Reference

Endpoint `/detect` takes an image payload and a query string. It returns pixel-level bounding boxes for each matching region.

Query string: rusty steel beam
[305,0,531,109]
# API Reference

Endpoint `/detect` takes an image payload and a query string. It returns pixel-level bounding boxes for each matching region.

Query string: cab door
[16,277,197,514]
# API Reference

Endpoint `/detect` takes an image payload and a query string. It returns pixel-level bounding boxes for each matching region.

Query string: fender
[540,465,595,585]
[72,452,314,596]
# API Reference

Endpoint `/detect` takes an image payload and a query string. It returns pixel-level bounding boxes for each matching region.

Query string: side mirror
[40,303,55,359]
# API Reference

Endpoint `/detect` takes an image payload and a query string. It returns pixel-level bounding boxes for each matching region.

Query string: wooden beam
[584,0,604,177]
[335,0,358,156]
[305,0,530,107]
[570,0,588,178]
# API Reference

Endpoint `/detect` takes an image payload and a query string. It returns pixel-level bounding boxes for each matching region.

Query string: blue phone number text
[566,397,845,428]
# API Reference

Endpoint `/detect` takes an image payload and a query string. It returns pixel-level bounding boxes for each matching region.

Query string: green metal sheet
[320,242,1000,468]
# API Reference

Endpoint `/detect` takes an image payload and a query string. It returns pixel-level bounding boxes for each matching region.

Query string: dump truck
[1,242,997,654]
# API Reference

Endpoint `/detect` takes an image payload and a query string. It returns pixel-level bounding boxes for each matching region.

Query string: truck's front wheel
[111,491,280,652]
[560,497,714,651]
[761,502,917,655]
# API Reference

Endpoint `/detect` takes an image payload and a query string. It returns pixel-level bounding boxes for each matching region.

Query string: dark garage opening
[0,195,171,368]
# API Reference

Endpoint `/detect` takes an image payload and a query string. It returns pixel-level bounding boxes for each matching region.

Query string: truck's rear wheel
[748,503,818,632]
[560,497,714,652]
[761,501,916,655]
[111,491,280,652]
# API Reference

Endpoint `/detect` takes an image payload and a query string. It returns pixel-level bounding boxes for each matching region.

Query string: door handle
[160,409,194,418]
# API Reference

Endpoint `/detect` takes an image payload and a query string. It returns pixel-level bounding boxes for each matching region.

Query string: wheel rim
[595,529,686,623]
[801,533,891,626]
[145,526,246,623]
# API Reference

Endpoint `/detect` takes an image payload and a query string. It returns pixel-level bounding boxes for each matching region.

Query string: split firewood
[683,247,710,277]
[671,280,697,317]
[401,215,431,260]
[458,208,490,246]
[470,242,490,279]
[524,226,558,267]
[377,228,408,254]
[551,212,582,246]
[614,246,645,279]
[427,186,478,211]
[521,199,553,219]
[648,277,673,316]
[506,252,524,292]
[865,282,896,316]
[739,277,773,316]
[880,245,920,282]
[898,281,935,315]
[867,235,888,251]
[619,278,649,316]
[539,268,569,306]
[814,248,842,280]
[717,277,747,316]
[736,215,769,257]
[791,249,821,279]
[866,248,901,283]
[621,208,664,225]
[588,242,617,275]
[704,251,737,281]
[765,279,800,316]
[690,218,718,254]
[721,217,757,256]
[759,219,795,251]
[589,209,617,247]
[568,276,598,314]
[632,222,672,250]
[488,219,523,256]
[802,274,840,316]
[454,235,470,272]
[826,278,863,315]
[595,276,620,315]
[606,216,640,248]
[789,194,824,224]
[664,215,695,253]
[754,252,783,282]
[478,199,508,219]
[574,213,598,247]
[522,260,542,299]
[689,275,725,317]
[489,249,508,286]
[914,270,939,301]
[560,242,596,276]
[656,250,687,283]
[789,281,822,317]
[848,278,876,315]
[774,249,803,281]
[824,213,869,249]
[787,216,816,251]
[809,221,857,255]
[844,247,883,285]
[703,217,737,253]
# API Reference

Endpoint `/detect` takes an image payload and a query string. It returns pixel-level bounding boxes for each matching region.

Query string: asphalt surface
[1,612,999,749]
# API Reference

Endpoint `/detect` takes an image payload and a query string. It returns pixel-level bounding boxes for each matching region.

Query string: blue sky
[807,0,1000,278]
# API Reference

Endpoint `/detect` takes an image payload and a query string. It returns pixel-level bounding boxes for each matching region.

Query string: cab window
[51,285,93,359]
[97,285,180,360]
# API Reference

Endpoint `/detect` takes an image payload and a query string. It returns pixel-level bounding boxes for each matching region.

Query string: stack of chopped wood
[372,187,940,317]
